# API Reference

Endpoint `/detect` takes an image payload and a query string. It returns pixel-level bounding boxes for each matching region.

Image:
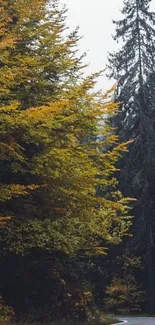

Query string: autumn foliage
[0,0,132,321]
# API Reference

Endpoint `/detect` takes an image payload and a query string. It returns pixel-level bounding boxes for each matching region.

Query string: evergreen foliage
[0,0,132,320]
[108,0,155,136]
[108,0,155,313]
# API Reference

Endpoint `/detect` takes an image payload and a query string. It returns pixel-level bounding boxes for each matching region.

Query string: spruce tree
[0,0,83,108]
[108,0,155,137]
[0,0,132,317]
[0,0,131,255]
[108,0,155,313]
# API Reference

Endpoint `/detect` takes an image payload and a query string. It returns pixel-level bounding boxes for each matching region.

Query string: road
[116,317,155,325]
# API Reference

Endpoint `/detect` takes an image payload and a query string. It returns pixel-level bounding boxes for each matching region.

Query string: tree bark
[147,247,155,314]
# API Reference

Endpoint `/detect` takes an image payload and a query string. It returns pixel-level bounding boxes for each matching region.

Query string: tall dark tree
[108,0,155,136]
[108,0,155,313]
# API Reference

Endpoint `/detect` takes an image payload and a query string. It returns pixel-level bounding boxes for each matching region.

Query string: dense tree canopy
[108,0,155,313]
[0,0,133,320]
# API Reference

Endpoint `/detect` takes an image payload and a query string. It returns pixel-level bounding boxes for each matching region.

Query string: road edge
[112,320,128,325]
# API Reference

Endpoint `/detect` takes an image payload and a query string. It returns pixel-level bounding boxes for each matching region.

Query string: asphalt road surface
[117,317,155,325]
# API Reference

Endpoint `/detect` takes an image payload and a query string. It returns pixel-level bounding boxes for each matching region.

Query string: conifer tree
[108,0,155,137]
[0,0,83,108]
[0,0,132,255]
[0,0,133,317]
[108,0,155,313]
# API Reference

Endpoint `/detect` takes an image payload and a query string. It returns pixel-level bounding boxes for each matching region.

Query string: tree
[105,253,144,313]
[0,0,132,319]
[0,0,132,256]
[108,0,155,313]
[108,0,155,138]
[0,84,132,255]
[0,0,45,223]
[0,0,83,108]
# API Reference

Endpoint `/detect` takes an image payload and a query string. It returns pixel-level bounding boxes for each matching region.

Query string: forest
[0,0,155,324]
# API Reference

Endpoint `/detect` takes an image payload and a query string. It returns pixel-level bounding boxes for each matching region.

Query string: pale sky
[61,0,155,91]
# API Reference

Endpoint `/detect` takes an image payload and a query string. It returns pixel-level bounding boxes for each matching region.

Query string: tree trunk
[147,248,155,314]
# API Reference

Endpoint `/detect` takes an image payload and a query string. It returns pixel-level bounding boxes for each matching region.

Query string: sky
[60,0,155,91]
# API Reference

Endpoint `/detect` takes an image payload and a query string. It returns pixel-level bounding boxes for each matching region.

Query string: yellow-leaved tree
[0,0,133,320]
[0,0,132,254]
